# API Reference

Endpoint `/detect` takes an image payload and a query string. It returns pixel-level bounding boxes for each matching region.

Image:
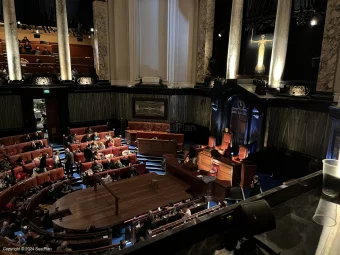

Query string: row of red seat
[92,163,147,180]
[8,147,53,165]
[69,124,109,135]
[0,168,65,209]
[80,154,137,172]
[74,145,128,162]
[74,131,115,143]
[68,138,122,152]
[0,131,44,146]
[0,139,48,157]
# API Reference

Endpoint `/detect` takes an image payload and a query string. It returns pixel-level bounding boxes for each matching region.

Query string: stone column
[268,0,292,88]
[3,0,22,81]
[56,0,72,81]
[93,0,110,81]
[196,0,215,83]
[226,0,244,79]
[316,0,340,96]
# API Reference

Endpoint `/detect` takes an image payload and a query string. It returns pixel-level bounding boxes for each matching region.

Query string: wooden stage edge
[50,173,192,231]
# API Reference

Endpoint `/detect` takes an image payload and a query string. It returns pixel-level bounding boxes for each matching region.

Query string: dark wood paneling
[0,95,23,130]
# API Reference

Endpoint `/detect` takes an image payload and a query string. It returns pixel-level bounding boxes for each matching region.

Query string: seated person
[92,160,103,172]
[47,184,57,203]
[4,173,15,186]
[93,150,101,160]
[98,142,105,150]
[21,36,29,43]
[32,167,40,177]
[105,133,112,140]
[113,160,123,169]
[92,132,100,141]
[34,46,41,55]
[102,173,112,184]
[107,138,114,148]
[41,208,53,229]
[180,207,191,218]
[120,156,130,167]
[129,167,138,177]
[84,145,93,162]
[85,127,93,134]
[23,41,32,53]
[42,47,51,55]
[0,221,15,239]
[31,132,40,140]
[39,153,47,171]
[36,140,45,149]
[23,134,31,142]
[91,141,99,151]
[83,133,93,142]
[138,215,156,239]
[61,182,72,196]
[57,241,72,252]
[30,141,37,151]
[15,156,24,166]
[24,231,36,246]
[67,134,76,144]
[166,201,176,215]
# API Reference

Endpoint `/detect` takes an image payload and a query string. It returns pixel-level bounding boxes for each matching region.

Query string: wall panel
[266,107,331,158]
[68,92,211,128]
[0,95,23,130]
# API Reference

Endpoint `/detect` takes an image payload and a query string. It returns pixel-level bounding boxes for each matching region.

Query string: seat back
[21,152,32,162]
[91,124,109,133]
[23,162,36,175]
[239,145,248,160]
[5,145,17,156]
[74,153,85,163]
[36,171,51,185]
[128,121,170,132]
[69,127,86,135]
[221,133,232,150]
[49,168,65,182]
[208,136,216,148]
[41,147,53,157]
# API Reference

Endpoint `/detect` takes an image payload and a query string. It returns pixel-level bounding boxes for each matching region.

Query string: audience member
[53,151,61,168]
[30,141,37,151]
[91,141,99,151]
[250,175,262,197]
[92,132,100,141]
[18,40,23,53]
[98,142,105,150]
[39,153,47,171]
[119,240,126,250]
[102,173,112,184]
[21,36,30,43]
[61,182,72,196]
[23,41,32,54]
[64,148,74,176]
[180,207,191,218]
[67,134,76,144]
[15,156,24,166]
[84,145,93,162]
[34,46,41,55]
[36,140,45,149]
[84,133,93,142]
[105,133,112,140]
[138,215,156,239]
[85,127,93,134]
[47,184,57,203]
[42,47,51,55]
[107,138,114,148]
[23,134,31,142]
[56,241,72,252]
[121,156,130,167]
[92,160,103,172]
[0,221,15,239]
[93,150,101,160]
[31,132,40,140]
[113,160,123,169]
[4,172,15,186]
[41,208,53,229]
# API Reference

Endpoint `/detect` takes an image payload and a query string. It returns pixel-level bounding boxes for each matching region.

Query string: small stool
[150,179,158,189]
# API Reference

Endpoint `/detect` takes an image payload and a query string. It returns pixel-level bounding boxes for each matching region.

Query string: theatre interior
[0,0,340,254]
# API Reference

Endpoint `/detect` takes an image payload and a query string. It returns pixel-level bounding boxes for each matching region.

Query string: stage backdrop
[68,93,211,128]
[266,107,331,159]
[0,95,23,130]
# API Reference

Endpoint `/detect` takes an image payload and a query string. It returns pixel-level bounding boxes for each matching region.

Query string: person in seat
[23,41,32,54]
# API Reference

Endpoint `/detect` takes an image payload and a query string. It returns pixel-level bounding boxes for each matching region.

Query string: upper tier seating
[69,124,109,135]
[0,139,48,156]
[0,131,43,146]
[68,138,122,152]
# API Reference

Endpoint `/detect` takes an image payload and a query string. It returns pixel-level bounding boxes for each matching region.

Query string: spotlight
[90,28,94,32]
[36,29,39,34]
[310,18,317,26]
[88,35,91,39]
[218,29,225,38]
[17,21,21,25]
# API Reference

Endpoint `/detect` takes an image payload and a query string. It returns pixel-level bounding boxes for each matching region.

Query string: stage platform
[50,173,192,231]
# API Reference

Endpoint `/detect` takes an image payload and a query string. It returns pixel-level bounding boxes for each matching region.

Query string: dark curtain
[0,0,93,28]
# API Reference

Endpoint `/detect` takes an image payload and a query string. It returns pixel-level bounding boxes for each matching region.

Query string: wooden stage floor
[50,173,192,231]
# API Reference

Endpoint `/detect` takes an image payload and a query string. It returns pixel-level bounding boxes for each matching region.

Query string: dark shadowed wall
[68,93,212,128]
[0,95,23,130]
[266,107,331,158]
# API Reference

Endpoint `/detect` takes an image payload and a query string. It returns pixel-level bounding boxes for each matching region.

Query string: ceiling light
[310,19,317,26]
[90,28,94,32]
[36,29,39,34]
[17,21,21,25]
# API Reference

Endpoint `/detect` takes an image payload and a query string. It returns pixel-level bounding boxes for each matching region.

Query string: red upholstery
[41,147,53,157]
[0,132,43,146]
[36,172,51,185]
[21,152,32,162]
[49,168,65,182]
[74,153,85,163]
[128,122,170,132]
[92,125,109,133]
[15,143,27,154]
[23,162,36,175]
[113,138,122,147]
[73,145,127,163]
[31,150,43,159]
[8,155,20,165]
[69,127,86,135]
[5,145,17,156]
[221,133,232,150]
[102,148,112,155]
[46,158,54,169]
[80,154,135,172]
[232,145,248,162]
[208,136,216,148]
[24,177,38,189]
[13,166,23,176]
[128,154,137,164]
[136,164,147,175]
[68,139,121,152]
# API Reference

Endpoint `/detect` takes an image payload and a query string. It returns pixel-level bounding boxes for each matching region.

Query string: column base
[60,80,74,85]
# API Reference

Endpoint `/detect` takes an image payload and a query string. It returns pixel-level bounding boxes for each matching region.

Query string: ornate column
[226,0,244,79]
[56,0,72,81]
[3,0,22,81]
[316,0,340,98]
[196,0,215,83]
[268,0,292,88]
[93,0,110,81]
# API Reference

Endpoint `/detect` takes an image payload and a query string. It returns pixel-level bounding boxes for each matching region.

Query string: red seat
[101,148,113,155]
[208,136,216,148]
[113,138,121,147]
[12,166,23,176]
[128,154,137,164]
[24,177,38,189]
[92,125,108,133]
[80,162,93,172]
[232,145,248,162]
[46,158,54,169]
[21,152,32,162]
[74,153,85,163]
[15,143,28,154]
[136,164,147,175]
[23,162,36,175]
[31,149,43,159]
[36,171,51,185]
[41,147,53,157]
[8,155,20,165]
[5,145,17,156]
[69,127,86,135]
[50,168,65,182]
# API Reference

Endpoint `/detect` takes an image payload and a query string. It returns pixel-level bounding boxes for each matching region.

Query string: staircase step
[146,166,164,171]
[137,154,162,160]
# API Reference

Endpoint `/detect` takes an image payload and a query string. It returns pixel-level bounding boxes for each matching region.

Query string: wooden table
[49,173,192,231]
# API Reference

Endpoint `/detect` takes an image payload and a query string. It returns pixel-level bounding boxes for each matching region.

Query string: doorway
[33,98,47,133]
